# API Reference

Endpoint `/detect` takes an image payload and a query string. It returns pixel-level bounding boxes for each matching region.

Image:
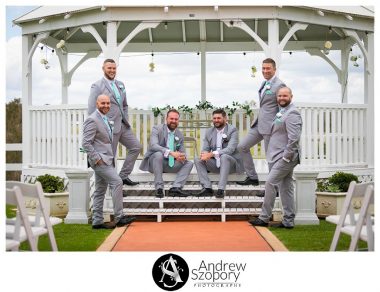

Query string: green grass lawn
[269,219,367,251]
[7,204,367,251]
[6,204,112,251]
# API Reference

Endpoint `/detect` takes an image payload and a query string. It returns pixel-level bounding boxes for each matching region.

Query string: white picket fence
[25,103,368,169]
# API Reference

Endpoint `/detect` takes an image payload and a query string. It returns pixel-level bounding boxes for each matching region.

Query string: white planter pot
[316,191,347,217]
[24,191,69,217]
[43,192,69,217]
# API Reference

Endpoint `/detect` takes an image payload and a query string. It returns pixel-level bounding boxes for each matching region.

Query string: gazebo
[12,5,374,224]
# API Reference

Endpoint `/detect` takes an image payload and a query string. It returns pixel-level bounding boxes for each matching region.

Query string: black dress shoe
[122,177,139,186]
[92,223,115,229]
[155,188,164,198]
[256,190,265,197]
[167,187,189,197]
[270,222,294,229]
[248,218,268,227]
[194,188,213,196]
[236,177,259,186]
[215,189,225,198]
[116,216,136,227]
[255,190,278,198]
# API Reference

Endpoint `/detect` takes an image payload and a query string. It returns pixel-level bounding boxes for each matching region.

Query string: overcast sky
[5,5,366,109]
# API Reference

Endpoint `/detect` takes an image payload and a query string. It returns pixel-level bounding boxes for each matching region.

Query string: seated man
[193,108,244,198]
[139,109,193,198]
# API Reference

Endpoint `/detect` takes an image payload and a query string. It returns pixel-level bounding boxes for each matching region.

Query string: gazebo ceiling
[14,6,374,53]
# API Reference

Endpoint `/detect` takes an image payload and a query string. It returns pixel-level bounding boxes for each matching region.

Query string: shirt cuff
[212,151,220,158]
[282,157,290,163]
[164,149,170,158]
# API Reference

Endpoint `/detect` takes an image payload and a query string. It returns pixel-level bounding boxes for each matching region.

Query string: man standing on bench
[193,109,244,199]
[237,58,286,186]
[139,109,193,198]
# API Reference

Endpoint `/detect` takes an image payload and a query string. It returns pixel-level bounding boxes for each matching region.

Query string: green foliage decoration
[36,174,65,193]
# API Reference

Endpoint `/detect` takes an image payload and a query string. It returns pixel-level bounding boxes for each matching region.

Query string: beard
[279,100,291,107]
[167,122,178,131]
[213,121,225,129]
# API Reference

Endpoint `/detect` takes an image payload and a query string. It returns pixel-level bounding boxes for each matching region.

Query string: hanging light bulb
[324,41,332,55]
[251,65,257,78]
[164,22,168,30]
[149,53,155,72]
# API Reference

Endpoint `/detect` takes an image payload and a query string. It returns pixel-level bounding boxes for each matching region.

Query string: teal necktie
[168,132,175,167]
[102,116,112,140]
[111,81,121,104]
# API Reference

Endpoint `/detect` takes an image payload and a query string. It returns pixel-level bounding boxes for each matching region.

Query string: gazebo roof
[13,6,374,53]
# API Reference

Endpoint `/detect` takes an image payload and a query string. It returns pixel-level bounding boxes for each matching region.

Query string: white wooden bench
[101,159,282,222]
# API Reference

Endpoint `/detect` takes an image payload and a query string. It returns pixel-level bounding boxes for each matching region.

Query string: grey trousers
[259,158,298,227]
[237,126,270,180]
[112,123,142,180]
[194,155,237,190]
[92,163,124,225]
[148,152,193,190]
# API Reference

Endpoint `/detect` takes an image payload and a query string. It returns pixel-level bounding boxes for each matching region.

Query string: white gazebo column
[200,41,206,101]
[340,41,350,103]
[106,21,119,62]
[267,19,280,66]
[366,33,374,168]
[58,52,68,104]
[22,34,33,167]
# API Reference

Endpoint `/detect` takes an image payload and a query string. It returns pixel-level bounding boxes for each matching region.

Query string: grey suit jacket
[202,124,244,173]
[82,111,114,168]
[266,103,302,164]
[139,124,186,171]
[88,78,129,134]
[252,76,286,135]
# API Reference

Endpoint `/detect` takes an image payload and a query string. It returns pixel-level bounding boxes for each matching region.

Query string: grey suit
[237,76,286,180]
[88,78,142,180]
[195,124,243,190]
[259,103,302,227]
[139,124,193,190]
[82,111,124,225]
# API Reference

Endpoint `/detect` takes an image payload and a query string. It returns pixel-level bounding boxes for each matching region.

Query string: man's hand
[170,151,187,162]
[96,159,105,165]
[200,151,213,161]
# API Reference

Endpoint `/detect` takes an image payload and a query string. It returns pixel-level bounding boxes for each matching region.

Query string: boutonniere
[174,136,181,150]
[222,133,229,142]
[118,83,126,93]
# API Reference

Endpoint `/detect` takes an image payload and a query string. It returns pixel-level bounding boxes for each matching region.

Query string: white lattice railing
[26,103,367,169]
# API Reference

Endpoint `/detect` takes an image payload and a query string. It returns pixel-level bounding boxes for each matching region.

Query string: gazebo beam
[65,40,348,53]
[305,48,342,83]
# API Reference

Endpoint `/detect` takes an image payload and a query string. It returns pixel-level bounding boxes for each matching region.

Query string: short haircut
[103,58,116,65]
[262,58,276,69]
[277,86,293,96]
[166,108,180,118]
[212,108,227,117]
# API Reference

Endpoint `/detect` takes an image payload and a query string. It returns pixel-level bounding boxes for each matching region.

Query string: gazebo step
[122,195,266,203]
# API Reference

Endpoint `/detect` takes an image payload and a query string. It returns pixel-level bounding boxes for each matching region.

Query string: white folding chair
[341,185,375,251]
[329,181,374,251]
[6,186,38,251]
[6,181,58,251]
